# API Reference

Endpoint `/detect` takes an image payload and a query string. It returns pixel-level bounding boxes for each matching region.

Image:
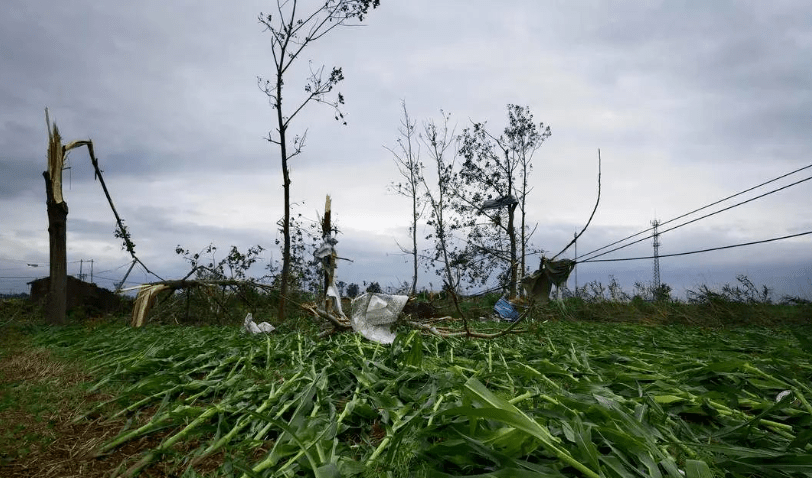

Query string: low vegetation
[1,283,810,477]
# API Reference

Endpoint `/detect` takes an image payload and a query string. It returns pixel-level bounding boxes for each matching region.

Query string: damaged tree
[387,101,424,296]
[317,195,345,317]
[43,108,164,323]
[420,111,466,295]
[258,0,380,321]
[456,105,551,298]
[43,110,69,325]
[506,105,551,288]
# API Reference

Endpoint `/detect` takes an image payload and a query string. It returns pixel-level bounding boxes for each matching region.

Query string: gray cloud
[2,0,810,299]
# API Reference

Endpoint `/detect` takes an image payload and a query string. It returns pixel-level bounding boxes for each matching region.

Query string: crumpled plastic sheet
[350,292,409,344]
[314,235,338,260]
[315,235,347,319]
[325,282,346,319]
[243,313,275,334]
[480,195,518,211]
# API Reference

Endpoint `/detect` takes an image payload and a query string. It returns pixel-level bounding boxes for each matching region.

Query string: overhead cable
[0,257,48,265]
[579,230,812,263]
[578,174,812,262]
[577,162,812,261]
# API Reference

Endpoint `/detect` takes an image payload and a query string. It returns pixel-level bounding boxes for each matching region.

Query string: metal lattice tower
[651,219,661,290]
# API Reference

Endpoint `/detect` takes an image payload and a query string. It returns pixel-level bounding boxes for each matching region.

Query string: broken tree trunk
[43,171,68,325]
[44,111,68,325]
[322,195,334,313]
[316,194,347,319]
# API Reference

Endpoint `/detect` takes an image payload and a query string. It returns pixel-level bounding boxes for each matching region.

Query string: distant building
[28,276,129,315]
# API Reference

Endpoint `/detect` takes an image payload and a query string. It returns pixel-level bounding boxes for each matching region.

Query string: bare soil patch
[0,329,153,477]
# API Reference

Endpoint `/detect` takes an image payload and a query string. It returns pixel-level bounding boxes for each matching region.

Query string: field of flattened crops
[15,322,812,477]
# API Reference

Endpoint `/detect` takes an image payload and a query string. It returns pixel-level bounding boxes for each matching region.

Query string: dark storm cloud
[0,159,42,199]
[553,1,812,163]
[2,1,810,297]
[1,0,273,184]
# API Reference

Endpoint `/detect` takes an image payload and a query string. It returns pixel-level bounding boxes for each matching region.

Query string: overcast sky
[1,0,811,301]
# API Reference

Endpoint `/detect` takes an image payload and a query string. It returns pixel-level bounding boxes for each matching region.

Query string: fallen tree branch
[301,304,351,329]
[60,137,163,289]
[128,278,534,340]
[122,279,277,293]
[126,279,279,327]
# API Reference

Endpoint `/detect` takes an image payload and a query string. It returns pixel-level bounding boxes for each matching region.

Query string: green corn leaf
[683,460,713,478]
[459,378,602,478]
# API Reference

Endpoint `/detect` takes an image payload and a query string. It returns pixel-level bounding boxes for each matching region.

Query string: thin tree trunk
[520,212,526,288]
[505,150,518,299]
[411,185,418,295]
[322,195,334,313]
[43,171,67,325]
[439,229,455,295]
[276,76,291,322]
[436,190,456,295]
[520,162,528,291]
[507,203,517,299]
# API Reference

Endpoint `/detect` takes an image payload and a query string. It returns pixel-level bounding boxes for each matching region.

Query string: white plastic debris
[350,292,409,344]
[776,390,793,402]
[325,282,346,319]
[314,236,338,260]
[243,313,275,334]
[315,234,347,319]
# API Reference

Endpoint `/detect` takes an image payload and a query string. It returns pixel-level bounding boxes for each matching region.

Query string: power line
[0,257,48,265]
[577,162,812,261]
[578,173,812,262]
[94,262,132,275]
[579,230,812,263]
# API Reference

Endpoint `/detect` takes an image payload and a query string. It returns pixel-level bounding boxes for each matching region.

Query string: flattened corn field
[2,322,812,477]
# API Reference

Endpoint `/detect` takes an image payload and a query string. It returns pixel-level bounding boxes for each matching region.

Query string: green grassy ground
[1,296,811,477]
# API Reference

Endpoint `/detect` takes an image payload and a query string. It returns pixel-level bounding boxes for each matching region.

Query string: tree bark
[277,81,291,321]
[519,162,528,292]
[321,195,335,313]
[505,149,518,299]
[411,181,418,295]
[43,171,67,325]
[507,203,518,299]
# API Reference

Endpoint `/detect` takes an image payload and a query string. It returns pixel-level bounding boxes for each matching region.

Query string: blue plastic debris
[493,297,520,322]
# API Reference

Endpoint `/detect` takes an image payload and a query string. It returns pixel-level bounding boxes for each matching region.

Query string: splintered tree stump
[44,110,68,325]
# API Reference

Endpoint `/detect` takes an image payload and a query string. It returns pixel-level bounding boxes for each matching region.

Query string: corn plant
[33,321,812,477]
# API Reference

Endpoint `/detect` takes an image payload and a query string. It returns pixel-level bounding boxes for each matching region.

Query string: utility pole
[78,259,94,282]
[651,219,661,291]
[573,231,578,297]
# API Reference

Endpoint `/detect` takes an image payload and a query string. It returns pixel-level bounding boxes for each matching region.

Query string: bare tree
[386,101,424,296]
[419,111,465,294]
[258,0,380,320]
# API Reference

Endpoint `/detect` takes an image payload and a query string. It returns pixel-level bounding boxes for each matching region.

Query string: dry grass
[0,328,157,477]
